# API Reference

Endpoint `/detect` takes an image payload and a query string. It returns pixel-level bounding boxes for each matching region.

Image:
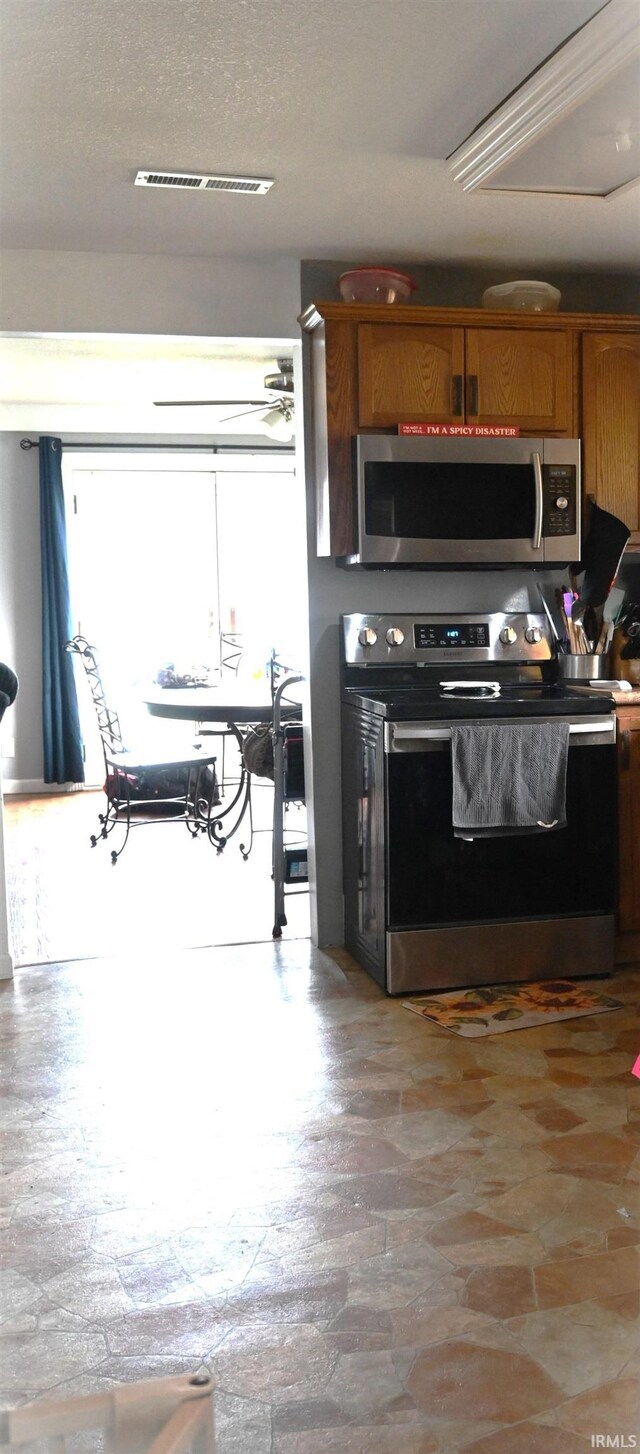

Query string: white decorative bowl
[482,280,561,312]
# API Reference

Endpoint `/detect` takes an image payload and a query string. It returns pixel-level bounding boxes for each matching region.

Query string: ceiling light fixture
[448,0,640,199]
[259,403,295,442]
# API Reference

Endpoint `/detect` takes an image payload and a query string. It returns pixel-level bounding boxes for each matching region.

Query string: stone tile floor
[0,943,638,1451]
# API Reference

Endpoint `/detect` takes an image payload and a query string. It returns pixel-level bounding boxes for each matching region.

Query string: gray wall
[301,260,640,314]
[2,250,639,947]
[0,250,302,336]
[300,257,640,946]
[0,244,303,786]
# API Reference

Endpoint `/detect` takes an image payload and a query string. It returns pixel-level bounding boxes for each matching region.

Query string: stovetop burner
[341,613,616,721]
[342,680,614,721]
[441,681,500,698]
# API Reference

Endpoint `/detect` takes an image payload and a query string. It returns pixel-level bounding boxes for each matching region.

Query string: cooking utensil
[595,618,609,654]
[556,588,574,652]
[576,503,630,613]
[603,586,625,623]
[537,585,559,642]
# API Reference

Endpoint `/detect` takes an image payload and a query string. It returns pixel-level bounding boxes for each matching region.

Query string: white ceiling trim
[448,0,640,196]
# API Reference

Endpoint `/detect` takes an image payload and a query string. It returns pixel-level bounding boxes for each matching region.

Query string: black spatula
[573,504,630,619]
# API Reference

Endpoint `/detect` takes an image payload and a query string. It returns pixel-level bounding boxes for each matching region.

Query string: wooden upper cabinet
[465,328,572,432]
[358,323,465,427]
[582,332,640,541]
[299,302,640,558]
[357,322,573,431]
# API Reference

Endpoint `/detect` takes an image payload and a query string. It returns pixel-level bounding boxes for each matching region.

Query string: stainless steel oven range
[341,612,617,995]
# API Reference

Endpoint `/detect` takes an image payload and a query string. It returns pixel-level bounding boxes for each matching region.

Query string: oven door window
[365,461,536,540]
[386,742,616,928]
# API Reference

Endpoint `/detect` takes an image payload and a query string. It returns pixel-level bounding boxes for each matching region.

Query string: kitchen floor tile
[1,945,638,1451]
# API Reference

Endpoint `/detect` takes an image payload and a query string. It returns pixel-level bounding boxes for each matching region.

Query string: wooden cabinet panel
[465,329,572,432]
[582,332,640,540]
[617,709,640,934]
[300,302,640,558]
[358,324,465,427]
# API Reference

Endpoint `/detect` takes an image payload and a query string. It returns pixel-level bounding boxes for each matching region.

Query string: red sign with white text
[399,424,520,437]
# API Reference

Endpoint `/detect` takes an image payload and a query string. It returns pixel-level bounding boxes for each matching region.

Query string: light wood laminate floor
[4,788,309,966]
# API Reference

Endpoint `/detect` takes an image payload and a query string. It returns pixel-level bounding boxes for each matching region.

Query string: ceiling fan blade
[153,398,269,407]
[219,405,277,423]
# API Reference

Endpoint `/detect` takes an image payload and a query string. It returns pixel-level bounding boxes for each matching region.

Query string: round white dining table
[144,683,301,856]
[144,683,281,726]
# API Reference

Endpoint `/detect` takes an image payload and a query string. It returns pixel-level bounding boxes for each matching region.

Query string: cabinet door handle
[452,374,463,416]
[468,374,478,416]
[621,729,631,770]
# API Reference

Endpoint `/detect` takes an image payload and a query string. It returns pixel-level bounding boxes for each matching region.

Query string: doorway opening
[62,449,306,780]
[6,446,310,967]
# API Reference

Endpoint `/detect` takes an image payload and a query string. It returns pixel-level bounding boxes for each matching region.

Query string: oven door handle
[532,451,544,552]
[386,719,616,751]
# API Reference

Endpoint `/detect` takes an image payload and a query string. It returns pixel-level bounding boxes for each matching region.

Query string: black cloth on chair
[0,664,18,723]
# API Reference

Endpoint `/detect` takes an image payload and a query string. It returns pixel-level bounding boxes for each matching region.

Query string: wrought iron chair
[66,637,220,864]
[219,630,243,675]
[195,631,244,801]
[271,672,307,937]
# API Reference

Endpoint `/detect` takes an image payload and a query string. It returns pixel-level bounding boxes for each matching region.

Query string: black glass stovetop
[343,681,615,721]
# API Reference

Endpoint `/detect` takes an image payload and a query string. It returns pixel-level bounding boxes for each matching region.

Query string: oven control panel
[343,612,552,665]
[414,622,490,650]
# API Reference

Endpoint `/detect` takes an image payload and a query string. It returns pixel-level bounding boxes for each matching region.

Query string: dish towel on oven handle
[450,721,570,839]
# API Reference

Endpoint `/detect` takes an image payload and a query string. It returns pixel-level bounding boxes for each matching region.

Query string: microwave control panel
[543,466,576,537]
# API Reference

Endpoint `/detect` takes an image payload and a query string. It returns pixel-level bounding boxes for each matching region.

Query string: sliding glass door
[63,450,304,780]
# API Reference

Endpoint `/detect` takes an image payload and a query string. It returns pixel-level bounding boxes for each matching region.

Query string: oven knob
[358,626,378,647]
[555,495,569,510]
[525,626,542,644]
[499,626,518,645]
[386,627,405,647]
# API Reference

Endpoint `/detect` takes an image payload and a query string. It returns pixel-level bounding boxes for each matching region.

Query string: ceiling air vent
[135,170,274,195]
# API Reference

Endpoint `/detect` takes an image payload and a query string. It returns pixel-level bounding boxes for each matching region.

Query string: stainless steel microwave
[345,435,581,567]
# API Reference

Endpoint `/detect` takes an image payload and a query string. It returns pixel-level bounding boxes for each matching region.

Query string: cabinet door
[582,332,640,540]
[617,712,640,933]
[465,328,572,432]
[358,324,465,427]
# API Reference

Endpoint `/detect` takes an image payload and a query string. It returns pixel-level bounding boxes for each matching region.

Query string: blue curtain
[39,436,85,784]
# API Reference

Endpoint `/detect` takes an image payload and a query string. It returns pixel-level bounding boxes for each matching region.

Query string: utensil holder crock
[555,654,610,681]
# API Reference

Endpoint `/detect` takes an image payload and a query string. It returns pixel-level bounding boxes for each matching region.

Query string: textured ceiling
[3,0,638,270]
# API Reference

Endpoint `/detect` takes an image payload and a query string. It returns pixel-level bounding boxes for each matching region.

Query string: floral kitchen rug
[403,979,624,1037]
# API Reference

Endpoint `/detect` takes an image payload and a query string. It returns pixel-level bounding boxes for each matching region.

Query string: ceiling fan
[153,358,295,434]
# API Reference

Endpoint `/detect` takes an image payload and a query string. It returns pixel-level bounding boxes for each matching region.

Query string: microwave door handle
[532,451,543,551]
